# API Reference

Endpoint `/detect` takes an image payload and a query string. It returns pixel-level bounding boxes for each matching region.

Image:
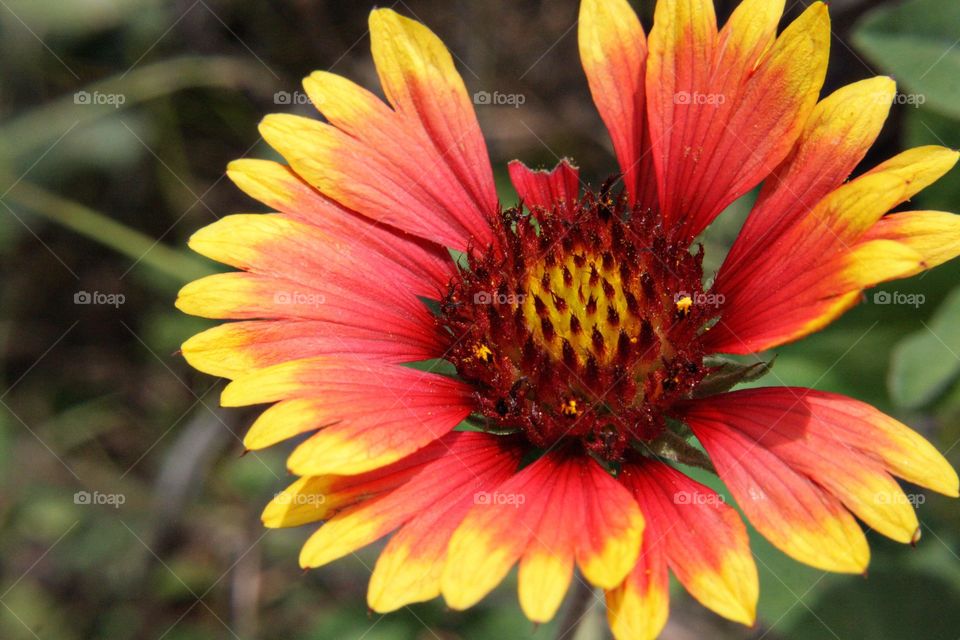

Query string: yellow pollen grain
[472,343,493,362]
[675,295,693,315]
[561,399,579,416]
[522,251,641,365]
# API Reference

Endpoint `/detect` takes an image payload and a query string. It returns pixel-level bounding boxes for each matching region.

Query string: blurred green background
[2,0,960,638]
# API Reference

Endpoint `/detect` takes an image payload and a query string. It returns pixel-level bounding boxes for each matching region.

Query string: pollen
[472,343,493,362]
[523,252,640,365]
[439,189,713,460]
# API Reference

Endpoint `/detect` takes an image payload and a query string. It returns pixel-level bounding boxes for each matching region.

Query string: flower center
[522,249,641,366]
[440,191,710,461]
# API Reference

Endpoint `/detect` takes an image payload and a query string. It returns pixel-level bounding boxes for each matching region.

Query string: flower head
[178,1,960,638]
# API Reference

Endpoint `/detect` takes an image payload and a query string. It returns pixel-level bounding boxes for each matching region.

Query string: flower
[176,1,960,638]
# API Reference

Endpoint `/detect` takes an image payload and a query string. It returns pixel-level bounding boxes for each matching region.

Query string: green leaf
[782,568,960,640]
[852,0,960,119]
[889,287,960,408]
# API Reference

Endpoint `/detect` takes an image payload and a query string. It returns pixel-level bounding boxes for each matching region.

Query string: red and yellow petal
[297,432,521,569]
[225,159,453,293]
[188,214,436,319]
[686,413,870,573]
[368,9,497,224]
[648,1,828,240]
[578,0,656,210]
[517,461,579,622]
[368,494,483,612]
[176,273,441,355]
[220,356,473,475]
[181,319,431,380]
[682,387,959,568]
[707,145,959,354]
[769,389,959,498]
[259,114,478,250]
[262,441,450,528]
[574,457,645,589]
[720,77,896,285]
[257,9,497,250]
[860,211,960,272]
[441,453,643,622]
[507,159,580,216]
[606,532,669,640]
[621,460,758,626]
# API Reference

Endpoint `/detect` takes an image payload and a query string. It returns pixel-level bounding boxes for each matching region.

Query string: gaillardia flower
[177,0,960,637]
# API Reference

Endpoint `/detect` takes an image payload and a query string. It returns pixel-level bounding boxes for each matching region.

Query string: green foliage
[853,0,960,119]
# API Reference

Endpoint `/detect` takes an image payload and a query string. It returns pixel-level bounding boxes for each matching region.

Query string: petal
[605,532,668,640]
[517,461,579,622]
[719,77,896,284]
[259,113,483,250]
[621,460,757,625]
[298,432,521,569]
[684,403,870,573]
[441,453,643,619]
[188,214,439,311]
[574,457,645,589]
[222,356,474,474]
[226,158,453,292]
[175,273,441,355]
[860,211,960,272]
[683,389,928,543]
[578,0,656,209]
[368,9,497,222]
[707,146,959,354]
[300,64,495,249]
[181,319,430,380]
[730,388,958,498]
[709,240,924,354]
[507,159,580,216]
[369,491,491,612]
[262,441,450,528]
[649,1,830,240]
